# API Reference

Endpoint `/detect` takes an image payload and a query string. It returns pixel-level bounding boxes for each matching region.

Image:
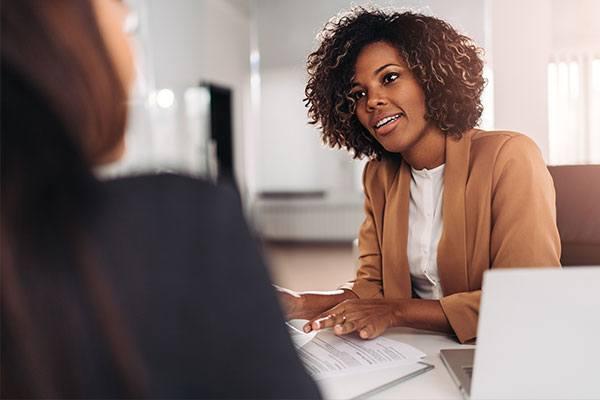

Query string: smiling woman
[277,6,561,344]
[304,7,484,161]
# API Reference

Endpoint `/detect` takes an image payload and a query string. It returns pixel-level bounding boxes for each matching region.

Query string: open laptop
[440,267,600,400]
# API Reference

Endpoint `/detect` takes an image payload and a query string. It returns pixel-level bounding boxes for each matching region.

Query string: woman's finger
[302,321,312,333]
[333,318,359,335]
[304,302,349,331]
[311,312,347,331]
[303,312,342,332]
[358,323,374,339]
[302,299,371,332]
[357,317,388,339]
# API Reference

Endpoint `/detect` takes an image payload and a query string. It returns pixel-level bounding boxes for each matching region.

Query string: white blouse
[407,163,445,300]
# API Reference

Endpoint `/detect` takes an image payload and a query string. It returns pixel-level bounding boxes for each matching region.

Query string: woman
[1,1,319,398]
[279,7,560,344]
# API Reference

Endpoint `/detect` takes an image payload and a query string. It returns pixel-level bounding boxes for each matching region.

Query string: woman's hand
[305,299,405,339]
[274,285,309,320]
[274,286,359,322]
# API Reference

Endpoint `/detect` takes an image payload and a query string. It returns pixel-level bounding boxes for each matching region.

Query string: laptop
[440,267,600,400]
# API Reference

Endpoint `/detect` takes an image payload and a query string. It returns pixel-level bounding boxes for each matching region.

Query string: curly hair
[304,7,485,159]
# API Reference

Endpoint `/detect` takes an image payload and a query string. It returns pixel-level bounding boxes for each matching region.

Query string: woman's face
[93,0,135,91]
[91,0,135,164]
[350,41,434,154]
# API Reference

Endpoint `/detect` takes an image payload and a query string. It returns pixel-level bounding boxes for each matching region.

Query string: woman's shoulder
[468,129,542,158]
[101,173,240,213]
[95,173,244,243]
[91,173,254,289]
[102,173,233,198]
[465,129,548,184]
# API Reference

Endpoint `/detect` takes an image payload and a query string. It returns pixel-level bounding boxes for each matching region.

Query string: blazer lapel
[382,159,413,298]
[437,132,472,295]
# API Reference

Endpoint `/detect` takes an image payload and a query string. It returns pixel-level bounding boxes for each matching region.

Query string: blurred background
[104,0,600,289]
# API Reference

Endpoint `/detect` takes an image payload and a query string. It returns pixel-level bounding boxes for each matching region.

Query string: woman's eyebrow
[374,63,402,75]
[351,63,403,87]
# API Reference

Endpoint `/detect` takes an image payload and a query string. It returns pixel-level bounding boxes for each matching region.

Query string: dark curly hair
[304,7,485,159]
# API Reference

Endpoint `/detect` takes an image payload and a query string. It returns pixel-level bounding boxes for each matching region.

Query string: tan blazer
[342,129,561,343]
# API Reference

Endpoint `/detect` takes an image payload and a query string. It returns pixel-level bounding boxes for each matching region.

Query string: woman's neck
[401,124,446,170]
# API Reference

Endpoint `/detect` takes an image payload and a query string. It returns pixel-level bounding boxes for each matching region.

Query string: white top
[407,163,445,300]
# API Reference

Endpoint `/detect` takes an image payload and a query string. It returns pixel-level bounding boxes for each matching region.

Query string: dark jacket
[1,174,320,399]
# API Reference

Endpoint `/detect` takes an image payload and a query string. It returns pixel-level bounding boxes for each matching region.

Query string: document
[287,320,426,381]
[286,320,317,348]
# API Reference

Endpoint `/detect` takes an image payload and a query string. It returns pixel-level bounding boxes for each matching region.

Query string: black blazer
[2,174,320,399]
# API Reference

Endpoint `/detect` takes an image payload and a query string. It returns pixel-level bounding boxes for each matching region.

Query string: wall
[551,0,600,50]
[112,0,252,197]
[485,0,552,161]
[548,0,600,164]
[485,0,600,163]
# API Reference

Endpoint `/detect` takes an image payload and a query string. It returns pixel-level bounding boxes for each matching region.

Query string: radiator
[251,192,365,241]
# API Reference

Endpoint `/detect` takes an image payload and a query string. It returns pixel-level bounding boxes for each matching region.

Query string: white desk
[316,327,474,399]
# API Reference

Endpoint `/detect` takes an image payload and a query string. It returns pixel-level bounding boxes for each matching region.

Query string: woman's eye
[382,72,399,84]
[351,90,366,100]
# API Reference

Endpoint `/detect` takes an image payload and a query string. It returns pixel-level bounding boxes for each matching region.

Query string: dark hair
[304,7,485,159]
[1,1,144,397]
[1,0,128,238]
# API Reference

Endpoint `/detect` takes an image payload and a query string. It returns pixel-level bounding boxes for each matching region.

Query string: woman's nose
[366,90,387,111]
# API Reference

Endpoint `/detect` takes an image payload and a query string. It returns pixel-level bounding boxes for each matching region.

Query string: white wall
[485,0,600,163]
[113,0,253,196]
[485,0,552,161]
[147,0,249,90]
[551,0,600,50]
[150,0,251,192]
[256,65,342,192]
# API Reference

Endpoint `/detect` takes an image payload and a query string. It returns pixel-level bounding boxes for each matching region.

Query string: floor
[261,242,357,291]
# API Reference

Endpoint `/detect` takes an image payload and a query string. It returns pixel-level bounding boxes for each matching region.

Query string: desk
[316,327,474,399]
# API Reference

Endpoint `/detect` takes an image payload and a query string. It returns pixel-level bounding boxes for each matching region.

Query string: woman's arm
[276,287,357,322]
[397,299,452,333]
[439,135,561,343]
[276,162,384,324]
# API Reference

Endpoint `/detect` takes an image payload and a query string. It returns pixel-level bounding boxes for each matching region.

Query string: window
[548,52,600,164]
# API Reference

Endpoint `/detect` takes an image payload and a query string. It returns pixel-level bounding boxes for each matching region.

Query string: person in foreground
[279,7,561,344]
[0,1,320,398]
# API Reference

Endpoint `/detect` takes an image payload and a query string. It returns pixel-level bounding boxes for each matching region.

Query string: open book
[287,319,433,399]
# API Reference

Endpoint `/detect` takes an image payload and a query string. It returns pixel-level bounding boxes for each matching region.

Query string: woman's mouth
[373,112,405,135]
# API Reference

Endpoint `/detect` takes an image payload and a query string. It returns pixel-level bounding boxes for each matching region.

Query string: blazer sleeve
[339,161,385,298]
[440,135,561,343]
[489,135,561,268]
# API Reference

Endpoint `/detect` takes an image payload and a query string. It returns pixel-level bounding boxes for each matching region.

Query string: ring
[341,314,347,323]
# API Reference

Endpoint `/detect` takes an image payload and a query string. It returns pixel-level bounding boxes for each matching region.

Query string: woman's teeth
[375,113,403,128]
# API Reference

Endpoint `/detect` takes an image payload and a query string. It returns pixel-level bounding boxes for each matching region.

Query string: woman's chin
[379,140,410,155]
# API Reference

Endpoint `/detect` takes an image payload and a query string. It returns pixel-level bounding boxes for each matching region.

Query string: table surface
[315,327,474,399]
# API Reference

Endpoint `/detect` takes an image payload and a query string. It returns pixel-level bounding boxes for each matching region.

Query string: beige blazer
[342,129,561,343]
